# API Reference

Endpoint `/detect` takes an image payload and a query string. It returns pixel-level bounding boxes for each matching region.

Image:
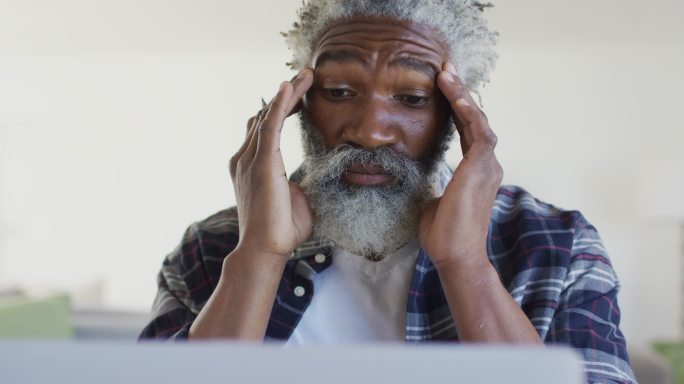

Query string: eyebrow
[315,49,369,68]
[388,56,438,79]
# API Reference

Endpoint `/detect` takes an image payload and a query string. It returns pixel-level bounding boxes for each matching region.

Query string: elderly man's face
[298,17,453,259]
[306,17,452,186]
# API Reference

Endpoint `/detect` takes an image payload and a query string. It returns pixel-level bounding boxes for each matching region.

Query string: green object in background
[0,294,73,338]
[653,341,684,384]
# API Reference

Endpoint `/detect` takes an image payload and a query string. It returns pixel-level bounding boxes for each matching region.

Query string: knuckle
[260,117,276,132]
[256,124,269,137]
[253,139,270,158]
[256,108,267,121]
[482,132,498,149]
[229,155,239,178]
[487,132,498,145]
[492,161,504,183]
[246,161,265,179]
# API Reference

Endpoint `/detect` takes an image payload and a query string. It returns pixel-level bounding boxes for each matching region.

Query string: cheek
[400,106,446,159]
[403,124,436,159]
[305,91,351,147]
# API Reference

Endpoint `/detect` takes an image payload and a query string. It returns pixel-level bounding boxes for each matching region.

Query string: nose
[341,96,399,149]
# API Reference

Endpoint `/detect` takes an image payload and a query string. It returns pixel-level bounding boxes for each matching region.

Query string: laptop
[0,341,584,384]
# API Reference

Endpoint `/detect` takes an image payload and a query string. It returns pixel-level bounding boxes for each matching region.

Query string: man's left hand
[418,62,503,271]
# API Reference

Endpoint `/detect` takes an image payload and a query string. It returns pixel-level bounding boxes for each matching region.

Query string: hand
[417,72,541,344]
[229,69,314,263]
[418,62,503,270]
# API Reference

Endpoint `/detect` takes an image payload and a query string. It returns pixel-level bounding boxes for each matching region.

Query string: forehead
[311,16,449,73]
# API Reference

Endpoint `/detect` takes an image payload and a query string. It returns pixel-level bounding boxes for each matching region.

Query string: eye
[396,94,429,107]
[323,88,355,99]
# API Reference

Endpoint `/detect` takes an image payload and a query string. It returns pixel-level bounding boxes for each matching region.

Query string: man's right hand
[228,69,315,264]
[189,70,314,340]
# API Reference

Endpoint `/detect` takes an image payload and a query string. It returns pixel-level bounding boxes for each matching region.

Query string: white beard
[299,144,432,261]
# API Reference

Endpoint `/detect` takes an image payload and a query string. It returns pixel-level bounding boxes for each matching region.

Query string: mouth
[342,163,396,187]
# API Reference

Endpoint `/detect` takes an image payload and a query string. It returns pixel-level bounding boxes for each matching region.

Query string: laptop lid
[0,341,584,384]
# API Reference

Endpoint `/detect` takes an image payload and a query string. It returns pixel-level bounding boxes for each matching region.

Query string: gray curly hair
[283,0,498,91]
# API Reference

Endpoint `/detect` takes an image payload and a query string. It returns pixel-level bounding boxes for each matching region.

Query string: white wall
[0,0,682,348]
[0,122,5,275]
[0,0,304,307]
[481,1,684,348]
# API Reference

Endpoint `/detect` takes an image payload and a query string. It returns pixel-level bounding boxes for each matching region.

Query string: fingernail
[443,71,455,83]
[445,61,457,74]
[456,98,470,107]
[294,68,309,80]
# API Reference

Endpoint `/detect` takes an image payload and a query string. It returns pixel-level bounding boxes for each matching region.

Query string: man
[140,1,636,382]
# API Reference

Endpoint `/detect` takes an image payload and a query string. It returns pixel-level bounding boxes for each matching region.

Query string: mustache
[300,143,431,258]
[311,145,422,185]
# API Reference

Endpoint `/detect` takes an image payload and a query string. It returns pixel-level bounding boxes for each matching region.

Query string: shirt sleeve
[139,211,238,340]
[546,214,636,384]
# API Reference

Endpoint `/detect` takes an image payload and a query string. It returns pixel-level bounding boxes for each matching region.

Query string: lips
[342,163,395,186]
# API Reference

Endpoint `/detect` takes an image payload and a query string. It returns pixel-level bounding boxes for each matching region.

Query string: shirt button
[294,286,306,297]
[314,253,327,264]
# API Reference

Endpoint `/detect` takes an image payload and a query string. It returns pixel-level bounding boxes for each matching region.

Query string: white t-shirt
[286,238,420,344]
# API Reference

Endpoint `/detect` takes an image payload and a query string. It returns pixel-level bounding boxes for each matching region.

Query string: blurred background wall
[0,0,682,350]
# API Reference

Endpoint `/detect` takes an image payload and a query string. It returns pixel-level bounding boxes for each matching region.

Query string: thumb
[418,198,440,242]
[289,182,314,244]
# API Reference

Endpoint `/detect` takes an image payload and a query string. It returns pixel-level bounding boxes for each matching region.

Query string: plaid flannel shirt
[140,164,636,384]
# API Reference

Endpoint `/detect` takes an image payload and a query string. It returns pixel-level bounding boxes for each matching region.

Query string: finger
[437,64,479,127]
[437,71,468,145]
[245,93,272,133]
[243,106,268,161]
[437,63,497,155]
[242,107,268,153]
[236,71,309,174]
[257,81,293,155]
[286,68,314,117]
[246,116,255,133]
[230,111,262,177]
[454,97,497,156]
[232,111,260,174]
[237,115,258,155]
[444,62,480,108]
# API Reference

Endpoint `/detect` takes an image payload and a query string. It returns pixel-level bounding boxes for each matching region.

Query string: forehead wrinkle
[314,43,442,80]
[316,19,448,55]
[318,34,443,60]
[312,22,449,70]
